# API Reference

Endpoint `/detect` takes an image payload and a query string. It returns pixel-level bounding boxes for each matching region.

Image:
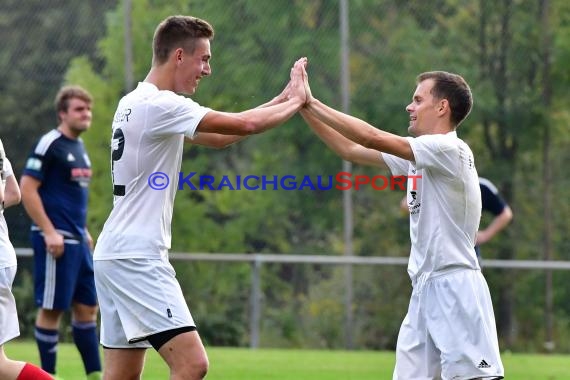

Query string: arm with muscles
[301,65,413,161]
[187,79,296,149]
[185,132,246,149]
[300,109,387,168]
[255,77,295,109]
[194,59,305,137]
[19,176,64,258]
[476,205,513,245]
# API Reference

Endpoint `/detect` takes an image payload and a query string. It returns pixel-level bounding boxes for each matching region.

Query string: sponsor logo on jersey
[71,167,92,187]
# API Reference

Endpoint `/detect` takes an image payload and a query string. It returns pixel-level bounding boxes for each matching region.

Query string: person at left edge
[20,85,102,379]
[0,138,53,380]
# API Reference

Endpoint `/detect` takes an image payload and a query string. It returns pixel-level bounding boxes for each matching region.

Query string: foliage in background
[0,0,568,351]
[0,0,117,244]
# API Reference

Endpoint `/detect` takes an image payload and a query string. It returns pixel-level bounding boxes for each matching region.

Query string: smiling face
[405,78,447,137]
[173,38,212,95]
[59,97,92,138]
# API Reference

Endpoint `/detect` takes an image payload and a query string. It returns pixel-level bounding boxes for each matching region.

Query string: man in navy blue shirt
[475,177,513,258]
[20,85,101,379]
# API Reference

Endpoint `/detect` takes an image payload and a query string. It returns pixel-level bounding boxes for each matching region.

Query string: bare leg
[0,346,24,379]
[157,330,209,380]
[0,345,52,379]
[36,308,63,329]
[102,347,146,380]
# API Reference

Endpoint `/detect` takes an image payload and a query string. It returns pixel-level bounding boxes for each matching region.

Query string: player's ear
[57,110,65,123]
[174,48,184,64]
[437,99,449,115]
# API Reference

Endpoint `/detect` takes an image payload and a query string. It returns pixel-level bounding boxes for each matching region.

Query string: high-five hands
[274,57,313,107]
[297,57,313,106]
[290,57,313,106]
[272,57,307,105]
[288,57,307,105]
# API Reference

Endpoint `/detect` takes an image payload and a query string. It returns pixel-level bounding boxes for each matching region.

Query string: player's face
[60,98,92,136]
[174,38,212,95]
[406,79,441,137]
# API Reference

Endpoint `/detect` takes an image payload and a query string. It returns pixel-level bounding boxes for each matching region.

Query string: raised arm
[300,109,386,168]
[195,59,306,136]
[255,77,294,109]
[187,75,297,148]
[186,133,246,149]
[301,63,414,161]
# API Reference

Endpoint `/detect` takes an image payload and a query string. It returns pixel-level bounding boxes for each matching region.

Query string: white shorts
[0,266,20,345]
[393,269,504,380]
[94,257,195,348]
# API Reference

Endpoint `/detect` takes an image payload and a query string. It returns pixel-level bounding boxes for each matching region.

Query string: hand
[274,80,292,104]
[288,57,308,104]
[44,231,65,259]
[265,61,298,105]
[299,58,313,106]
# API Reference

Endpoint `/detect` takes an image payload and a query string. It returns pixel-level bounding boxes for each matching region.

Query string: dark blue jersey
[479,177,507,216]
[475,177,508,257]
[23,129,91,239]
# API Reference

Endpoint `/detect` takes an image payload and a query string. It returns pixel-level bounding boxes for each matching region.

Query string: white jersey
[94,82,210,260]
[0,158,16,269]
[382,131,481,283]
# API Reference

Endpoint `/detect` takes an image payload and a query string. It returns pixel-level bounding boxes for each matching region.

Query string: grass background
[5,341,570,379]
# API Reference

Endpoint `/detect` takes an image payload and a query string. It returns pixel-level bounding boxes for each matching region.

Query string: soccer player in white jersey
[93,15,306,380]
[299,61,504,379]
[0,140,52,380]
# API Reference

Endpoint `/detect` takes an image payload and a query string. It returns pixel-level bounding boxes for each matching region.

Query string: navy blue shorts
[32,231,97,310]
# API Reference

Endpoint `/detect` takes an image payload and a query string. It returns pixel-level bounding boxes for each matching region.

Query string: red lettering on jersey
[71,168,92,178]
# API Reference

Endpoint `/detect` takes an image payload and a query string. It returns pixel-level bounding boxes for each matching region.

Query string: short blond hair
[152,15,215,65]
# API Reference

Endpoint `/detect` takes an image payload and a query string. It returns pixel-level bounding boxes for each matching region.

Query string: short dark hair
[417,71,473,127]
[152,15,215,65]
[55,85,92,114]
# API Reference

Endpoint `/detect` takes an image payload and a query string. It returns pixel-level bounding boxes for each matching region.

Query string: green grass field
[5,341,570,379]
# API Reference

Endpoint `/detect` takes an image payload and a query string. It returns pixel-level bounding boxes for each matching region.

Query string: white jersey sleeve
[381,152,409,176]
[146,90,210,139]
[408,134,473,177]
